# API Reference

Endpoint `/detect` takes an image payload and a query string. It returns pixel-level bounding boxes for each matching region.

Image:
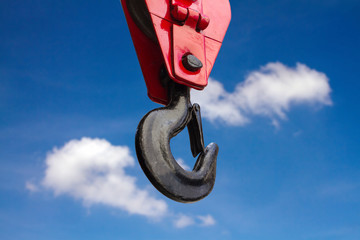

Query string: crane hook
[135,81,219,203]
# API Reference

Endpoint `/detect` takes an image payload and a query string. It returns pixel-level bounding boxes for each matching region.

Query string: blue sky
[1,0,360,239]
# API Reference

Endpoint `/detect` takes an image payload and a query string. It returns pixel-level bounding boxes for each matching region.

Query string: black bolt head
[182,54,203,72]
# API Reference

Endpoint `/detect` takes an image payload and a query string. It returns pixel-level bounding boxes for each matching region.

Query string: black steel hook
[135,82,219,203]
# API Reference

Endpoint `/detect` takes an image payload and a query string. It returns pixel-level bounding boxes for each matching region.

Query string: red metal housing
[121,0,231,104]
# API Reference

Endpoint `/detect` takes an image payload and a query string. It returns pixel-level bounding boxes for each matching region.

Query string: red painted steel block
[121,0,231,104]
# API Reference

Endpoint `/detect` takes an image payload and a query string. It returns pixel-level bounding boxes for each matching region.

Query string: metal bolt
[182,54,203,72]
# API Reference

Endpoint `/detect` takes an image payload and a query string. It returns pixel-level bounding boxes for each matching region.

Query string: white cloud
[176,158,191,171]
[192,62,332,126]
[173,214,216,228]
[25,181,39,192]
[32,137,216,226]
[198,214,216,226]
[42,137,167,219]
[174,214,195,228]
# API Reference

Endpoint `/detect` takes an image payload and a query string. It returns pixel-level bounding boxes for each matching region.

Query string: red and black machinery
[120,0,231,202]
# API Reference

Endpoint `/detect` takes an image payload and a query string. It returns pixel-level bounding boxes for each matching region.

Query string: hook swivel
[135,82,219,203]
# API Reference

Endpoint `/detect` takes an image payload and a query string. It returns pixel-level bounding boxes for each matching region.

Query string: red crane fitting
[121,0,231,105]
[171,4,188,22]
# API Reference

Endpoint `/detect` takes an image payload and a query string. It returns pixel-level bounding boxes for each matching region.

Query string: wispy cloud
[173,214,217,228]
[310,226,360,239]
[198,214,216,226]
[41,137,167,219]
[192,62,332,126]
[174,214,195,228]
[25,181,39,192]
[176,158,191,171]
[319,181,359,197]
